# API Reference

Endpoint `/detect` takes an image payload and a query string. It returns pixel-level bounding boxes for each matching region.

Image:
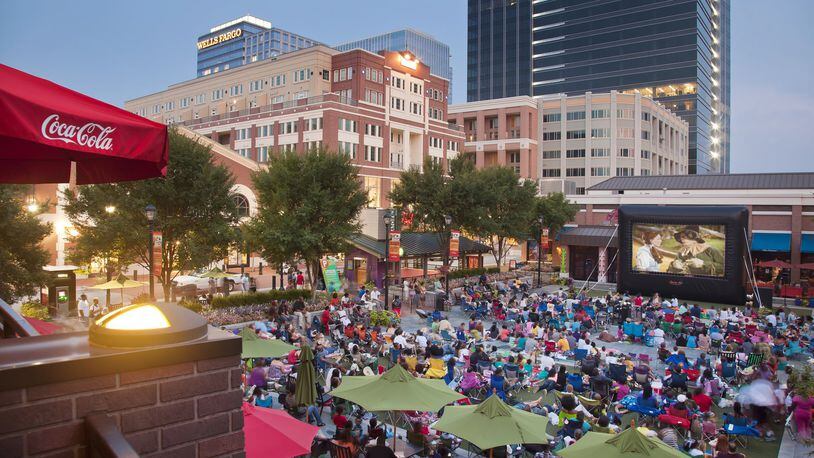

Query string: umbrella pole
[390,411,397,452]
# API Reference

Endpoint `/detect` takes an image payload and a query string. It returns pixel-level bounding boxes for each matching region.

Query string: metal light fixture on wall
[89,303,208,348]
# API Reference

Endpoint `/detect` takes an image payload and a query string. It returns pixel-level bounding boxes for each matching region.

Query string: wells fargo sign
[197,28,243,50]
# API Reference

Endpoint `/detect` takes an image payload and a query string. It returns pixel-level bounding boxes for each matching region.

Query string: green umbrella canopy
[556,427,687,458]
[432,394,550,451]
[89,274,145,290]
[201,267,232,278]
[330,364,465,412]
[294,344,317,406]
[240,327,296,359]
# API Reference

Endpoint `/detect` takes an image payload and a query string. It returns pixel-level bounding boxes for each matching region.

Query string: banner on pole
[388,231,401,262]
[449,230,460,258]
[151,231,162,277]
[321,257,342,293]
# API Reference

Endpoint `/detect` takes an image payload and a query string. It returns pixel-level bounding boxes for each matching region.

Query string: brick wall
[0,354,244,458]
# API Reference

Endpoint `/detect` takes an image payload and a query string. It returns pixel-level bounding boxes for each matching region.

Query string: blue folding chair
[724,421,760,447]
[567,373,585,392]
[573,349,589,364]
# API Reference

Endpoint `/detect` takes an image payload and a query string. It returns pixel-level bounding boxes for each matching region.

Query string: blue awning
[751,232,791,252]
[802,234,814,254]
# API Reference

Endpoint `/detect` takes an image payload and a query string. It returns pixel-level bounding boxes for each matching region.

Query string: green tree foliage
[0,186,51,303]
[64,129,239,300]
[468,167,539,266]
[247,149,368,292]
[390,157,482,266]
[538,192,578,241]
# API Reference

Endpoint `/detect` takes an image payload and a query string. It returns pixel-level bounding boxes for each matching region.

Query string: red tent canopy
[755,259,794,269]
[242,403,319,458]
[0,64,168,184]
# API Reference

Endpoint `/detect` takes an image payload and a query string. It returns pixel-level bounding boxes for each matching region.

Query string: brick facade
[0,355,244,458]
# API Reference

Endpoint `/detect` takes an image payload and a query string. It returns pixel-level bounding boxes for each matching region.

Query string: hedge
[447,267,500,280]
[210,289,312,309]
[21,301,49,320]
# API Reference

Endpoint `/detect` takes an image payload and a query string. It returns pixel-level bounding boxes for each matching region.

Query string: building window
[566,111,585,121]
[447,141,459,152]
[305,117,323,131]
[339,141,357,159]
[365,124,382,137]
[542,150,561,159]
[256,146,269,163]
[575,187,586,195]
[293,68,311,83]
[641,130,650,140]
[618,148,633,157]
[235,128,251,141]
[617,127,634,138]
[642,112,651,121]
[364,176,380,208]
[249,79,264,92]
[591,109,610,119]
[236,148,251,158]
[543,113,561,123]
[271,74,286,87]
[272,95,285,104]
[390,97,404,111]
[616,167,634,176]
[339,118,357,132]
[542,131,561,141]
[591,128,610,138]
[617,108,634,119]
[294,91,308,100]
[566,149,585,158]
[591,167,610,177]
[566,130,585,140]
[233,194,251,218]
[591,148,609,157]
[641,169,651,176]
[229,84,243,96]
[364,145,382,162]
[565,168,585,177]
[641,150,651,159]
[280,121,298,134]
[542,168,561,177]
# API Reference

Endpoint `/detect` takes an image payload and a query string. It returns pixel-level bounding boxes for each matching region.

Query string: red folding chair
[664,314,675,323]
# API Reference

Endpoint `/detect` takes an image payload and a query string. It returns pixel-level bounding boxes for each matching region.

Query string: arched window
[233,194,250,218]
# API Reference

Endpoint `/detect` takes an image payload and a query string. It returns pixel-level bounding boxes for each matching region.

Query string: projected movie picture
[632,224,726,277]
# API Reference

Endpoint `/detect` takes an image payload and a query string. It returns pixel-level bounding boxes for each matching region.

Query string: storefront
[557,226,618,283]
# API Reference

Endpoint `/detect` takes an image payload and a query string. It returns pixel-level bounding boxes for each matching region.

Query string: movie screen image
[631,224,726,277]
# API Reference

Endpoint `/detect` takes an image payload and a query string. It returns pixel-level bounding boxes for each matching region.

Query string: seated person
[331,427,359,456]
[637,384,660,409]
[365,435,396,458]
[667,394,690,419]
[332,406,350,429]
[667,367,688,390]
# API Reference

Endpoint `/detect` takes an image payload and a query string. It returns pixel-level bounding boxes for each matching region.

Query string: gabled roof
[557,225,618,247]
[588,173,814,191]
[349,233,491,258]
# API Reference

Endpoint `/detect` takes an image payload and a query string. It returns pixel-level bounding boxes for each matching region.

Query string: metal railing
[389,152,405,170]
[0,299,39,338]
[447,122,463,131]
[86,414,139,458]
[180,93,359,127]
[507,129,521,139]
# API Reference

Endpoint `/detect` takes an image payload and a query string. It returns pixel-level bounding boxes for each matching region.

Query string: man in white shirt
[719,309,730,322]
[78,294,89,320]
[539,351,555,371]
[766,313,777,327]
[415,331,428,350]
[393,332,409,349]
[369,288,381,303]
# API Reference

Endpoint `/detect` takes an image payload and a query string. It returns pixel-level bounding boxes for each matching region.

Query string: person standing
[296,271,305,290]
[242,273,250,294]
[77,294,90,321]
[89,298,101,319]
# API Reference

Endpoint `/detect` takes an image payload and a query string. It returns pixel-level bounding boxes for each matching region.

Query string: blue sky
[1,0,812,173]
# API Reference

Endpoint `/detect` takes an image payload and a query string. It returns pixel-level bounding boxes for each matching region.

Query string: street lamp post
[145,204,156,301]
[383,210,393,311]
[444,214,452,299]
[537,215,545,288]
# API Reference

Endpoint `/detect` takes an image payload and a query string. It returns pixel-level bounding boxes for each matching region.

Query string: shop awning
[557,225,618,248]
[802,234,814,254]
[751,232,791,252]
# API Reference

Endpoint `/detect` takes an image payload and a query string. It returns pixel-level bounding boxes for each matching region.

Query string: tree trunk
[305,258,319,298]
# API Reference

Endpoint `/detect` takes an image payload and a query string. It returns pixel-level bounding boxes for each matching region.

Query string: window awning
[802,234,814,254]
[751,232,791,252]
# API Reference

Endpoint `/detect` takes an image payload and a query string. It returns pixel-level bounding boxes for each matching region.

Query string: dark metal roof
[349,233,491,258]
[558,225,618,247]
[588,173,814,191]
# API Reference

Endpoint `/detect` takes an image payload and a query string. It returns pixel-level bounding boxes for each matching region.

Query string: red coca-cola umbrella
[0,64,168,184]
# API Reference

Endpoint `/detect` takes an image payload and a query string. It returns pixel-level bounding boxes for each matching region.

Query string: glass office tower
[467,0,533,102]
[467,0,730,174]
[335,30,453,93]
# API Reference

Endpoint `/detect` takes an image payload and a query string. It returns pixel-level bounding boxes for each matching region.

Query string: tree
[469,167,539,267]
[538,192,578,245]
[390,157,485,274]
[64,129,240,300]
[0,186,51,303]
[246,149,368,293]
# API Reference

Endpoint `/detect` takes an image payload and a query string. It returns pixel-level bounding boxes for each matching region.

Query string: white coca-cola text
[41,114,115,151]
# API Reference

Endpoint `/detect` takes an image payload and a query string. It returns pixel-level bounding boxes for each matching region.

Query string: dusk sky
[1,0,812,173]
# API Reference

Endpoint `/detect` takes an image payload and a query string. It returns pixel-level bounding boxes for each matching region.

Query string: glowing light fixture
[105,205,116,214]
[89,302,208,348]
[712,122,719,130]
[711,152,720,159]
[711,137,720,145]
[399,52,419,70]
[26,201,39,213]
[97,304,170,330]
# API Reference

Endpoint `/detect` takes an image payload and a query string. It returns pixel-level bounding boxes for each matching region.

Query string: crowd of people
[236,276,814,457]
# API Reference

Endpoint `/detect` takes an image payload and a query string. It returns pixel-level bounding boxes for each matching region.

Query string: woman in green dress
[670,226,724,276]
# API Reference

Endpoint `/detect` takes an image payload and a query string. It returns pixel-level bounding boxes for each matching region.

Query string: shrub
[447,267,500,280]
[20,301,50,320]
[131,293,151,305]
[178,298,203,313]
[369,310,399,327]
[210,289,312,309]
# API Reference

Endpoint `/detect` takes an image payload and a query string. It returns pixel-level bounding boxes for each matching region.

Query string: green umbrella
[88,274,146,307]
[294,344,317,407]
[432,394,550,452]
[330,364,465,452]
[240,327,296,359]
[201,267,232,278]
[556,427,687,458]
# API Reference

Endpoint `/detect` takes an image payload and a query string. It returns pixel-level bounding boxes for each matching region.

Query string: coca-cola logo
[41,114,115,151]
